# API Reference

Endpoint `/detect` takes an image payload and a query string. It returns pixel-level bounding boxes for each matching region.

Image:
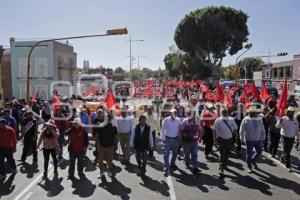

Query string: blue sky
[1,0,299,70]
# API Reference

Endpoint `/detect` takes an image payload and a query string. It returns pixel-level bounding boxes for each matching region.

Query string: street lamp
[137,55,147,81]
[235,43,253,79]
[26,28,128,102]
[128,36,144,80]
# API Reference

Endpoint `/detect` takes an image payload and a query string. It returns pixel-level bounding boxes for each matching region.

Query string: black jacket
[133,124,150,151]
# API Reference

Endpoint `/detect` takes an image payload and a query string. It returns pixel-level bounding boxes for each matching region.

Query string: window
[273,68,277,78]
[35,85,48,100]
[285,67,291,78]
[35,57,48,77]
[265,70,270,78]
[19,84,31,99]
[18,57,27,78]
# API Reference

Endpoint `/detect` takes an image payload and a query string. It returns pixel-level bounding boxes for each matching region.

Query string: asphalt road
[1,98,300,200]
[0,135,300,200]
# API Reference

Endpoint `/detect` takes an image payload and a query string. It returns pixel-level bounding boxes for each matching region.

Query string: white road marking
[14,149,68,200]
[166,175,177,200]
[269,157,300,179]
[21,191,33,200]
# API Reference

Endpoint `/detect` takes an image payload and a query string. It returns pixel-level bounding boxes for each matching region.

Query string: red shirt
[0,125,16,149]
[202,111,217,128]
[69,127,88,152]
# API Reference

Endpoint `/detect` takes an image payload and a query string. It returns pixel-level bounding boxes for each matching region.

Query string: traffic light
[277,52,288,56]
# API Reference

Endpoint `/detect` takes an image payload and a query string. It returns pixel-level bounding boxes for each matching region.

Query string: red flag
[215,82,224,102]
[32,89,39,101]
[205,90,214,102]
[145,87,153,96]
[53,95,61,111]
[199,84,209,93]
[261,83,270,102]
[106,90,117,110]
[224,90,233,108]
[89,86,96,96]
[278,77,288,117]
[249,83,261,101]
[84,88,90,97]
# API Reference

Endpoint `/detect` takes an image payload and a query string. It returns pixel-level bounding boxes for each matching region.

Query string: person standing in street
[95,113,118,178]
[130,114,153,177]
[201,103,217,159]
[66,118,89,179]
[213,108,238,177]
[116,107,135,166]
[181,110,202,174]
[53,106,68,160]
[3,109,17,132]
[240,106,265,173]
[276,106,299,171]
[268,111,281,157]
[38,119,60,178]
[146,106,160,161]
[20,111,38,164]
[161,109,181,176]
[0,118,17,180]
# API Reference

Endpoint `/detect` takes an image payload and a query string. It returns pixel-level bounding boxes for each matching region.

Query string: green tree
[114,67,125,75]
[174,6,249,76]
[238,57,264,79]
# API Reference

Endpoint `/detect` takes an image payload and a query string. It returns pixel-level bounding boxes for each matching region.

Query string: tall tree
[174,6,249,74]
[114,67,125,75]
[238,57,264,79]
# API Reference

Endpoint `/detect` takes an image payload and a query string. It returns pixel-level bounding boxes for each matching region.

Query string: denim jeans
[269,132,280,155]
[246,140,262,169]
[164,137,179,169]
[183,142,198,169]
[0,148,16,176]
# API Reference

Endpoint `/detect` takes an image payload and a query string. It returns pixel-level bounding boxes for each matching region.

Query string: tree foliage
[174,6,249,69]
[164,49,212,80]
[114,67,125,75]
[238,57,264,79]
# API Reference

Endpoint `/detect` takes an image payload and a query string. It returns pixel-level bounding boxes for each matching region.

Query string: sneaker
[185,163,190,169]
[252,161,258,169]
[170,165,179,171]
[0,175,6,180]
[107,172,113,177]
[288,168,292,172]
[98,172,105,178]
[67,174,75,179]
[247,168,253,173]
[192,168,201,174]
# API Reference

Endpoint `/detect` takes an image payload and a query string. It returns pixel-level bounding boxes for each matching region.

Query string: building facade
[262,54,300,92]
[10,38,77,100]
[0,48,13,101]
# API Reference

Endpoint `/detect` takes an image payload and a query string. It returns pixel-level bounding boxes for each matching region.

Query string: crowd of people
[0,88,299,183]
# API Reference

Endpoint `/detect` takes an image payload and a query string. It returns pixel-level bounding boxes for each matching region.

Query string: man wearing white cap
[276,106,299,171]
[240,106,265,173]
[213,108,238,177]
[161,108,181,175]
[66,118,89,179]
[116,107,135,166]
